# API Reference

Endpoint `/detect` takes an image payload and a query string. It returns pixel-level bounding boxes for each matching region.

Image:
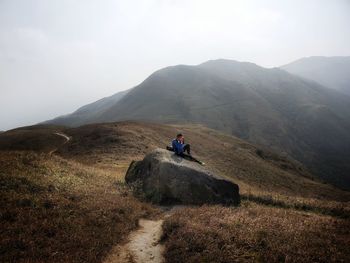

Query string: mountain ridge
[43,89,130,127]
[44,58,350,189]
[281,56,350,95]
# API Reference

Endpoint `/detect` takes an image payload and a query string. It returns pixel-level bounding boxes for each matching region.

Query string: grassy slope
[163,204,350,263]
[0,121,349,262]
[0,151,158,263]
[55,121,349,201]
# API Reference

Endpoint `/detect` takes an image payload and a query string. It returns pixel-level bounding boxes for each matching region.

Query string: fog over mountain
[281,56,350,96]
[46,59,350,189]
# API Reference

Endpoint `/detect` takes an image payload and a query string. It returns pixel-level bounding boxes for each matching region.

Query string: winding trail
[49,132,70,155]
[104,219,165,263]
[54,132,70,142]
[104,206,184,263]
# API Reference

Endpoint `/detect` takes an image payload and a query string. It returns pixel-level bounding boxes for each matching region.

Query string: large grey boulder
[125,148,240,205]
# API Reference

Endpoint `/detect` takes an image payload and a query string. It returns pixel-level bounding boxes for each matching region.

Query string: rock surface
[125,148,240,205]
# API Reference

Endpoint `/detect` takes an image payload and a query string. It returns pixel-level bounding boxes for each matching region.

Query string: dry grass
[162,204,350,263]
[0,151,159,263]
[1,122,350,262]
[0,125,67,153]
[50,122,349,202]
[2,122,349,202]
[241,192,350,219]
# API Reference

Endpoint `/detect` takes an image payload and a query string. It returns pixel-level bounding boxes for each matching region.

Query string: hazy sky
[1,0,349,130]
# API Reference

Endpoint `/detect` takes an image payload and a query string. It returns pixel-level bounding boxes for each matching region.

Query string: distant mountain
[44,89,130,126]
[46,59,350,189]
[281,56,350,96]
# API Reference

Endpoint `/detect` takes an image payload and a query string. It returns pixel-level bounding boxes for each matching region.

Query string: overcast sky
[1,0,349,130]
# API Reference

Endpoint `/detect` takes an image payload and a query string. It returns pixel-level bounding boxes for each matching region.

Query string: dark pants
[166,144,201,164]
[183,144,191,155]
[166,144,191,155]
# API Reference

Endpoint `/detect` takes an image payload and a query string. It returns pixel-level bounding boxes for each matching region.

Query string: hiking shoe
[166,146,173,151]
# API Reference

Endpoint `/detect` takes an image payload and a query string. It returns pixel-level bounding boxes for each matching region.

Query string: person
[166,133,204,165]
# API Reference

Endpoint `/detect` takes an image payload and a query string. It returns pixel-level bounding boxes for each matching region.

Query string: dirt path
[104,206,184,263]
[49,132,70,155]
[54,132,70,142]
[104,219,165,263]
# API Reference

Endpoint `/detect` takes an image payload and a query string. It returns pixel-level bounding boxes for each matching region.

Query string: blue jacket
[172,139,184,154]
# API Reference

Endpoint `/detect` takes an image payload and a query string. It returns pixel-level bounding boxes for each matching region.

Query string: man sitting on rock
[167,133,204,165]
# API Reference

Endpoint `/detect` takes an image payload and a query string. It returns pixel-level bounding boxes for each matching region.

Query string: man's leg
[183,144,191,155]
[183,153,203,164]
[177,152,204,165]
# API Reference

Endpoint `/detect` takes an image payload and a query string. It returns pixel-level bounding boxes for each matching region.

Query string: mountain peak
[199,58,260,68]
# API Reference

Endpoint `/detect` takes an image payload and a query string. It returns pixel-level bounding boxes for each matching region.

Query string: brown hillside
[1,121,349,262]
[1,121,349,201]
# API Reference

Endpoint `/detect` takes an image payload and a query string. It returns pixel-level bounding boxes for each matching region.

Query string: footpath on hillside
[49,132,70,155]
[103,148,240,263]
[103,207,183,263]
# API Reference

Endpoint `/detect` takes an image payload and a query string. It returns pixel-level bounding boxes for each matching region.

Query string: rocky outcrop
[125,148,240,205]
